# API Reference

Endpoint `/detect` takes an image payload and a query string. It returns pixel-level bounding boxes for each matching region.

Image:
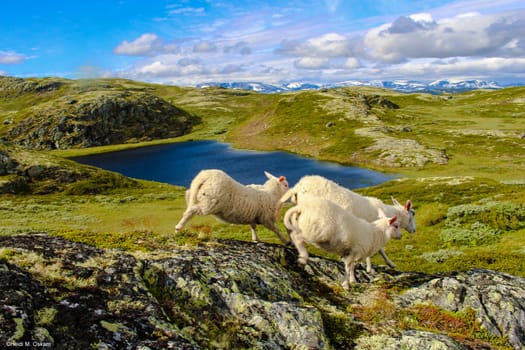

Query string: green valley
[1,76,524,278]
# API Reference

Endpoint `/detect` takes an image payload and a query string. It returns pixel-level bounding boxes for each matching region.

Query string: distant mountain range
[196,79,512,94]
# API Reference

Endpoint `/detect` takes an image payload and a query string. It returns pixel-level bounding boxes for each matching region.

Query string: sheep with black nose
[175,169,290,244]
[283,194,402,288]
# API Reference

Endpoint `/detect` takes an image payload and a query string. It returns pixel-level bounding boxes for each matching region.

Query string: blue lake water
[72,140,394,188]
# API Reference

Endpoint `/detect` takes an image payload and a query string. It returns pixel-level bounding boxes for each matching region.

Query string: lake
[72,140,394,188]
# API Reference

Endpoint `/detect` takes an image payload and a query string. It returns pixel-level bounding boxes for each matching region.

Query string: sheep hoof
[387,262,396,268]
[298,257,308,265]
[342,281,350,290]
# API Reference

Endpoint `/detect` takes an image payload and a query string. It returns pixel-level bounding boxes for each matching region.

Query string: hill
[0,141,137,195]
[0,77,200,150]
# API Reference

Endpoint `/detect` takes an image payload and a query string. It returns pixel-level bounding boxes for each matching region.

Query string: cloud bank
[110,4,525,84]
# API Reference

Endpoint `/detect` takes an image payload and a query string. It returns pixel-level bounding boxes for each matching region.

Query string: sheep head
[378,208,402,240]
[391,196,416,233]
[264,171,289,196]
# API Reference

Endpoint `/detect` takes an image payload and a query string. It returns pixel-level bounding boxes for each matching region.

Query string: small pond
[72,140,394,188]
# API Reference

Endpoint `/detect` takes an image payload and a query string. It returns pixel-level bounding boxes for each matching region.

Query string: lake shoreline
[72,139,395,189]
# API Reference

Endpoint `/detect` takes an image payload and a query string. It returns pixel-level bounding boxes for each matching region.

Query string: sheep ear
[391,196,402,207]
[280,189,293,203]
[278,175,286,183]
[377,208,387,218]
[405,200,412,211]
[388,216,398,225]
[264,171,276,180]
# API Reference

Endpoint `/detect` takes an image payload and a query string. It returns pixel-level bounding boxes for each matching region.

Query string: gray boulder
[399,269,525,349]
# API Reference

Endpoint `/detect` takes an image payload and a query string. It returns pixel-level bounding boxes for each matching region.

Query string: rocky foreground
[0,234,524,349]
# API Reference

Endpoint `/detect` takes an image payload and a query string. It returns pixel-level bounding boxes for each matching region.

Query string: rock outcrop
[354,127,449,167]
[5,90,200,150]
[0,143,137,194]
[0,76,65,97]
[1,234,523,349]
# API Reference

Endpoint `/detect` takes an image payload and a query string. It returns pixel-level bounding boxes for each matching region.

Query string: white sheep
[281,175,415,272]
[283,194,402,288]
[175,169,290,244]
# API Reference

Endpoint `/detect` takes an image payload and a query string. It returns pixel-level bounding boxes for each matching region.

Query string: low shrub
[420,249,464,263]
[447,201,525,230]
[440,220,501,247]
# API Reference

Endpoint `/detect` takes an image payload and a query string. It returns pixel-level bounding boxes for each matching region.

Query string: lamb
[175,169,290,244]
[281,175,415,272]
[283,194,402,288]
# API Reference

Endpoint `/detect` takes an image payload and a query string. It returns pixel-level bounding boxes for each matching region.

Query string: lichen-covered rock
[354,127,449,167]
[0,234,197,349]
[1,234,523,349]
[0,76,65,97]
[355,330,467,349]
[143,241,330,349]
[0,150,19,176]
[399,269,525,349]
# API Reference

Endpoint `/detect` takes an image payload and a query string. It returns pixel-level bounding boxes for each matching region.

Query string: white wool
[283,194,401,288]
[281,175,415,271]
[175,169,289,244]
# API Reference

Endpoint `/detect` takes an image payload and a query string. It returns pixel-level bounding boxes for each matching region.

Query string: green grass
[357,176,525,277]
[2,175,524,278]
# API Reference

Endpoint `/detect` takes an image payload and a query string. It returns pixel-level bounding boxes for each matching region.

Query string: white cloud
[224,41,252,55]
[168,7,205,15]
[364,11,525,63]
[113,33,171,56]
[110,2,525,85]
[295,57,330,69]
[135,60,205,77]
[343,57,361,69]
[0,50,27,64]
[193,41,218,53]
[278,33,354,58]
[362,57,525,82]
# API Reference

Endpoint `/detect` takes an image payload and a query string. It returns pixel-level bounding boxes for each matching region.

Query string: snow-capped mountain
[196,79,505,94]
[196,81,322,93]
[427,79,502,91]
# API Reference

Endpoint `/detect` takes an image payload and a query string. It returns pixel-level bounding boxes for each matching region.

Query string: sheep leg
[264,222,291,245]
[379,248,396,268]
[175,206,199,231]
[365,257,377,275]
[342,256,357,289]
[290,231,309,265]
[250,223,259,243]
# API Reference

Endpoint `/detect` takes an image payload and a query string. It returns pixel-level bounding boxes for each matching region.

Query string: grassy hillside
[1,77,524,278]
[0,77,199,149]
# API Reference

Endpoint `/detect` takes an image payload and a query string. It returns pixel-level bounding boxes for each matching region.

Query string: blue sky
[1,0,524,85]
